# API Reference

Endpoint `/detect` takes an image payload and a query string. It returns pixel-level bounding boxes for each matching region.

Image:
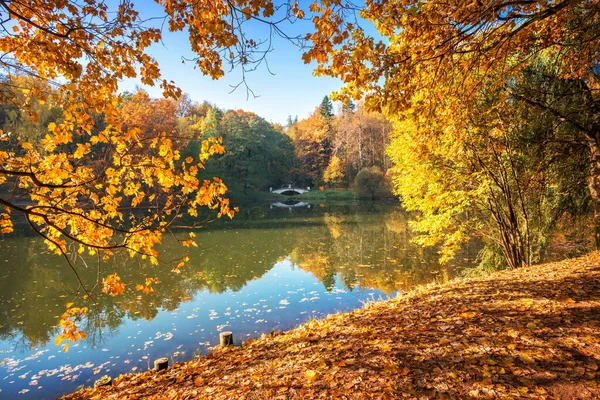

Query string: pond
[0,201,480,399]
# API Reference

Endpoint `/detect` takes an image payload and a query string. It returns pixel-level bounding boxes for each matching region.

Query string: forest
[0,76,392,198]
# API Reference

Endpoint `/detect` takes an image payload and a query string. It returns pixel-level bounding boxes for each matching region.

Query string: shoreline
[63,252,600,399]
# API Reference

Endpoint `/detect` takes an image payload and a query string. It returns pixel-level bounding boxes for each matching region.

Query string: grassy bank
[294,188,396,201]
[226,188,395,203]
[226,189,288,204]
[293,189,357,201]
[63,252,600,399]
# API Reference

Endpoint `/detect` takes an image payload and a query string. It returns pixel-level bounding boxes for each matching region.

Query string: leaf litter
[62,252,600,399]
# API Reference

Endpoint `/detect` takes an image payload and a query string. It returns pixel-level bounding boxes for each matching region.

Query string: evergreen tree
[319,96,334,119]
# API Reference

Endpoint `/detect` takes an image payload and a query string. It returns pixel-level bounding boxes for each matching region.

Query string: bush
[354,166,385,199]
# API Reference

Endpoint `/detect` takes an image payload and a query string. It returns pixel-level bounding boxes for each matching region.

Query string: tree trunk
[358,120,363,170]
[586,139,600,249]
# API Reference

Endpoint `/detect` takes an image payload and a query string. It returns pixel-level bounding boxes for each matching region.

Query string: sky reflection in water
[0,202,478,399]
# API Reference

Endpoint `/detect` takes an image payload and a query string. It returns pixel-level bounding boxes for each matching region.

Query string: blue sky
[118,4,351,125]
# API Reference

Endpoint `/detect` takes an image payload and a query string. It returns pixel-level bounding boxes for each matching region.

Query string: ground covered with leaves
[63,252,600,399]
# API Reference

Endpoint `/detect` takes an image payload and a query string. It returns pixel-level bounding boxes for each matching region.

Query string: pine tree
[319,96,334,119]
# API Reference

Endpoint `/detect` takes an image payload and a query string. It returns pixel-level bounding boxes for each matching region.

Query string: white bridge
[271,187,310,195]
[270,201,311,209]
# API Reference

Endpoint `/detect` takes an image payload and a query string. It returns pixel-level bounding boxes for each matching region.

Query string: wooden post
[220,331,233,346]
[154,357,169,371]
[94,375,112,387]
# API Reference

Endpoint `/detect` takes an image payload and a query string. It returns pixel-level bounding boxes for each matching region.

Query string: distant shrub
[354,166,385,199]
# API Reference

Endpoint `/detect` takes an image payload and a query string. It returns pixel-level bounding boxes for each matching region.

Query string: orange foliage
[102,273,126,296]
[135,277,160,294]
[121,90,178,138]
[55,306,88,353]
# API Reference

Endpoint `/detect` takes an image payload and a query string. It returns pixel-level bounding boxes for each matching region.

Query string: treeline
[0,77,293,199]
[179,104,294,195]
[0,76,391,199]
[108,90,296,197]
[175,94,393,195]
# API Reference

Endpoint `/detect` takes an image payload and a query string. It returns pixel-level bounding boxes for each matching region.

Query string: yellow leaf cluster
[55,305,88,352]
[135,277,160,294]
[102,273,126,296]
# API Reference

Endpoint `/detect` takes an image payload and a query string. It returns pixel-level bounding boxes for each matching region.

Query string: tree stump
[220,331,233,346]
[154,357,169,371]
[94,375,112,387]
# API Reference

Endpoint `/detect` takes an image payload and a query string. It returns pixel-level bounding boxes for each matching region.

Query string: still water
[0,201,478,399]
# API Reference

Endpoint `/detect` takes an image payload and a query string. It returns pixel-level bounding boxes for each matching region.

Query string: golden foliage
[55,306,88,353]
[309,0,599,114]
[102,273,126,296]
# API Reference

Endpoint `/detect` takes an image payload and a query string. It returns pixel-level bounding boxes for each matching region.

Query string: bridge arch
[271,187,309,195]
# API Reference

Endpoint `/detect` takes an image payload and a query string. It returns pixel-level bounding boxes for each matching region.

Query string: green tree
[355,166,384,200]
[188,107,293,194]
[319,95,334,120]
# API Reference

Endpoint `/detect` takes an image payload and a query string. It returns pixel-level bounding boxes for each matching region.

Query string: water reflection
[0,202,479,399]
[270,200,311,209]
[0,203,480,348]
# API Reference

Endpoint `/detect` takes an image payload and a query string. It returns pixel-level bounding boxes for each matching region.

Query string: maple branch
[25,213,96,303]
[0,196,166,259]
[27,204,153,235]
[0,0,75,39]
[0,167,101,189]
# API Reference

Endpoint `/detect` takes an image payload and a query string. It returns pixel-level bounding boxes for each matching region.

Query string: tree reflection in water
[0,202,480,349]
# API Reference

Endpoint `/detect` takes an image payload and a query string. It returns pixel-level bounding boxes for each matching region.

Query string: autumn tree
[388,67,591,269]
[121,90,178,139]
[288,107,333,186]
[304,0,600,263]
[323,155,345,186]
[333,102,391,184]
[286,97,392,188]
[0,0,314,347]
